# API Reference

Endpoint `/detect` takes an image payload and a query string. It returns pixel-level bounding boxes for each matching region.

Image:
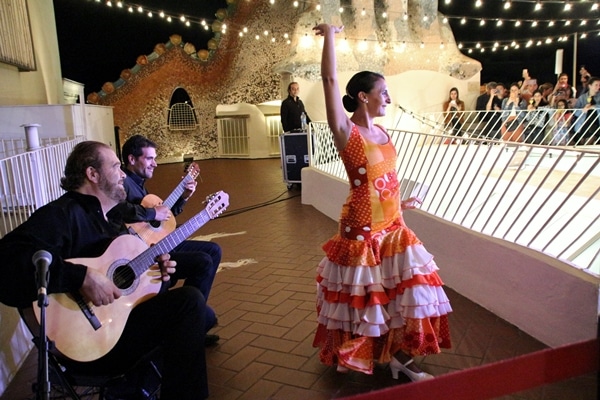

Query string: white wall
[0,1,69,395]
[216,103,272,159]
[0,104,115,150]
[301,167,599,347]
[0,0,63,106]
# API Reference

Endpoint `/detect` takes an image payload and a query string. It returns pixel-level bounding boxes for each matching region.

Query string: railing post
[21,123,41,151]
[21,124,49,208]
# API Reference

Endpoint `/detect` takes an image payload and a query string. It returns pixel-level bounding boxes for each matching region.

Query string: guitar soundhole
[112,264,136,290]
[149,220,161,228]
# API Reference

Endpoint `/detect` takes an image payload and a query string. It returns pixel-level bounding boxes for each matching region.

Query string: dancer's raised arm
[313,24,351,151]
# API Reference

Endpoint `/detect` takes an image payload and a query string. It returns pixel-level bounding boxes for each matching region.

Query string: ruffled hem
[313,316,452,374]
[314,241,452,373]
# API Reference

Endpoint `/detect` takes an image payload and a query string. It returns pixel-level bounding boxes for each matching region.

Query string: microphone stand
[35,277,51,400]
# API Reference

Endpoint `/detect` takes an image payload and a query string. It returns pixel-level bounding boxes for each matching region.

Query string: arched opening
[167,88,198,130]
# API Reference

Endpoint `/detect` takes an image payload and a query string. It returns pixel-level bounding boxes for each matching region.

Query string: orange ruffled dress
[313,125,452,374]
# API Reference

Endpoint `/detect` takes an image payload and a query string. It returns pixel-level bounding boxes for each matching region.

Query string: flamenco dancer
[312,23,453,382]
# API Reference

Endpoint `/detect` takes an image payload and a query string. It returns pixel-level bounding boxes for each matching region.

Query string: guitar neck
[129,209,211,275]
[162,175,193,209]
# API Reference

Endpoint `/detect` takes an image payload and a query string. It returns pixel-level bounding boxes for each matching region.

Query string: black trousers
[62,286,208,399]
[169,239,221,332]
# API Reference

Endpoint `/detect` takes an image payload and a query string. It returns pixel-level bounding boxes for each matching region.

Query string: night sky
[52,0,600,98]
[52,0,229,97]
[439,0,600,88]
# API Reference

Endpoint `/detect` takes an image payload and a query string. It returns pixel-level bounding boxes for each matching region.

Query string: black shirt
[476,93,503,122]
[0,191,125,307]
[108,168,186,224]
[280,95,310,132]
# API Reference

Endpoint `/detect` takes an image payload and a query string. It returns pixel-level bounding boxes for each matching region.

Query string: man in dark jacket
[281,81,311,132]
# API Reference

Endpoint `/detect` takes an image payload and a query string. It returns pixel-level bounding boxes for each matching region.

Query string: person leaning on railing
[475,82,503,140]
[550,99,573,146]
[443,87,465,143]
[500,82,528,142]
[571,76,600,146]
[523,90,552,144]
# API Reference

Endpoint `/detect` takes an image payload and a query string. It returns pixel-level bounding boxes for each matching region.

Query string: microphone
[32,250,52,296]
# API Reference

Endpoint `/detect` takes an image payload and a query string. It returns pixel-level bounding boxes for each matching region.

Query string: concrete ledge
[301,166,599,347]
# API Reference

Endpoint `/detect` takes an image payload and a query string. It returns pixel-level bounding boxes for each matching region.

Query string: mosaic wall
[90,0,478,161]
[92,0,302,160]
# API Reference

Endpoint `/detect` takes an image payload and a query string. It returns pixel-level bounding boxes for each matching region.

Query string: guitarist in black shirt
[109,135,221,346]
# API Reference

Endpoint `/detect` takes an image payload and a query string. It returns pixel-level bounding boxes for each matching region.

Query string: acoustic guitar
[127,162,200,245]
[32,191,229,362]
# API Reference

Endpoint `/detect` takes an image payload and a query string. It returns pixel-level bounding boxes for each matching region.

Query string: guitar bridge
[72,292,102,330]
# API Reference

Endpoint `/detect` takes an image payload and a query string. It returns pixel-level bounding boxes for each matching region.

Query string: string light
[72,0,599,62]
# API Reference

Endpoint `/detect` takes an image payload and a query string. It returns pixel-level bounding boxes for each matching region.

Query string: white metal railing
[424,108,600,147]
[309,115,600,277]
[0,138,84,237]
[0,137,77,159]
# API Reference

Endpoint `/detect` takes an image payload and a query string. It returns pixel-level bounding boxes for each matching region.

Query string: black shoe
[205,334,220,347]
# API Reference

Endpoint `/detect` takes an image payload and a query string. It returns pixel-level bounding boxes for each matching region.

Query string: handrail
[0,137,84,237]
[308,112,600,277]
[423,108,600,148]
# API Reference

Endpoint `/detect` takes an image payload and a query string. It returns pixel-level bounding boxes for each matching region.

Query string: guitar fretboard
[162,175,194,209]
[129,209,211,276]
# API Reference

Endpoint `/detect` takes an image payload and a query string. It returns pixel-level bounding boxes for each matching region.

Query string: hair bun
[342,95,358,112]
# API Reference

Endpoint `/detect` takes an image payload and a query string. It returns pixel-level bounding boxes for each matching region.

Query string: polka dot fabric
[313,125,452,374]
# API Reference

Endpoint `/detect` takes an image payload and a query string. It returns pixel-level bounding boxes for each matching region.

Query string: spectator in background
[549,73,575,107]
[475,82,503,140]
[538,82,554,105]
[520,69,538,103]
[443,87,465,142]
[579,66,592,96]
[572,76,600,145]
[551,99,573,146]
[501,82,528,142]
[523,90,551,144]
[476,82,496,112]
[281,82,311,133]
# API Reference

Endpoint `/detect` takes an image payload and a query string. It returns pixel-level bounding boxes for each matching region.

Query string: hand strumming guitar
[153,204,171,221]
[81,267,121,307]
[80,252,176,306]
